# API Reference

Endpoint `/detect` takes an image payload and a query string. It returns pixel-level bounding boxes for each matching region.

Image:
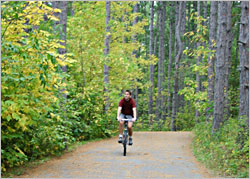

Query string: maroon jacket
[119,97,136,116]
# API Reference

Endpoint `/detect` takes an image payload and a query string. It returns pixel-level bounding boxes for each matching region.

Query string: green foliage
[175,105,196,131]
[192,118,249,178]
[1,1,70,172]
[1,1,118,173]
[1,2,245,178]
[66,1,149,137]
[179,12,215,119]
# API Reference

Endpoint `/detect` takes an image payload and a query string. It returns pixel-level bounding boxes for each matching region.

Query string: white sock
[129,136,132,139]
[119,134,123,137]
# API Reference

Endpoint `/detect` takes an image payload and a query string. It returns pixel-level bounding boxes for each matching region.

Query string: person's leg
[119,113,125,135]
[128,122,133,136]
[119,120,124,135]
[128,121,133,145]
[118,116,124,143]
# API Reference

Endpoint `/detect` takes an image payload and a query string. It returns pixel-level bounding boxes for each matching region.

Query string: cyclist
[117,90,137,145]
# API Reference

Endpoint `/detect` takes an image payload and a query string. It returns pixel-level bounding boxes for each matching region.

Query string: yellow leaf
[14,144,25,156]
[54,8,61,13]
[48,15,59,21]
[50,113,55,118]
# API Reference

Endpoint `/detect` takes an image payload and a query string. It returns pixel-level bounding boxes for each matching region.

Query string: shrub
[192,118,249,178]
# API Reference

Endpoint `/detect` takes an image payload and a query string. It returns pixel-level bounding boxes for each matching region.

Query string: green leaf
[6,115,12,121]
[12,113,20,120]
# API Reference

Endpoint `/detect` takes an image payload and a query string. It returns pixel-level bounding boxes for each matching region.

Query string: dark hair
[125,90,132,95]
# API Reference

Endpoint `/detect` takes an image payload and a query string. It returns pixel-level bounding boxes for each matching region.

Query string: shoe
[128,137,133,145]
[118,136,122,143]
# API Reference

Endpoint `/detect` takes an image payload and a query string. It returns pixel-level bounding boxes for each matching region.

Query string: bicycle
[117,116,132,156]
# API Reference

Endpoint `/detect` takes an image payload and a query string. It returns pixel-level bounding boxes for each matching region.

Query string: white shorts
[120,113,133,120]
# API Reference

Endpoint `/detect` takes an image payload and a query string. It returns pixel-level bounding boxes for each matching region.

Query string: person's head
[124,90,132,100]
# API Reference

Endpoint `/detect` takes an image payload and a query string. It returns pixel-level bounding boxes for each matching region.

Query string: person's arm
[131,98,137,121]
[117,107,122,121]
[132,107,137,121]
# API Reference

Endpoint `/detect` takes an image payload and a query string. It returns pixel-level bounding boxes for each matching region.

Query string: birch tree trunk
[103,1,111,113]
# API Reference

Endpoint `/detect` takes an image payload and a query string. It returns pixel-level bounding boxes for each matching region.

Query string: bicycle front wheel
[123,144,126,156]
[123,136,127,156]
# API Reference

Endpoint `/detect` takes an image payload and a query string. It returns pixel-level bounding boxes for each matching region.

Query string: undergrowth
[192,118,249,178]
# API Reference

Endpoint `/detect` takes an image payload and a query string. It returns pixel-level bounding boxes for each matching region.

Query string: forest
[1,1,249,178]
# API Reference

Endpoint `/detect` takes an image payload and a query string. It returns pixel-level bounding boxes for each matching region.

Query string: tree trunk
[103,1,111,114]
[171,2,184,131]
[79,37,85,94]
[132,3,139,119]
[160,2,167,122]
[195,1,202,121]
[156,2,166,122]
[156,3,162,121]
[186,2,192,115]
[167,2,174,118]
[53,2,68,57]
[238,1,249,124]
[204,1,207,25]
[224,2,233,121]
[181,2,186,36]
[149,1,154,124]
[187,2,191,34]
[211,2,228,134]
[203,1,208,51]
[172,1,179,122]
[206,1,218,122]
[179,2,186,111]
[52,1,68,150]
[154,10,159,56]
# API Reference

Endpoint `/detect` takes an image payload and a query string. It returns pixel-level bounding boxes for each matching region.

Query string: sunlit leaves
[67,1,148,115]
[1,1,69,171]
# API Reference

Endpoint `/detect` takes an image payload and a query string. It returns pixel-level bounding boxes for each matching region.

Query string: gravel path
[18,132,215,178]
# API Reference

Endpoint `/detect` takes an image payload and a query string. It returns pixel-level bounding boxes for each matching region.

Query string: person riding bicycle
[117,90,137,145]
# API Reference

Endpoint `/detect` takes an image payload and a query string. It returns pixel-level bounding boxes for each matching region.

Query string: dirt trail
[17,132,215,178]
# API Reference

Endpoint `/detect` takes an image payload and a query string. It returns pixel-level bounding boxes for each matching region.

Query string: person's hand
[132,118,136,122]
[117,117,121,121]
